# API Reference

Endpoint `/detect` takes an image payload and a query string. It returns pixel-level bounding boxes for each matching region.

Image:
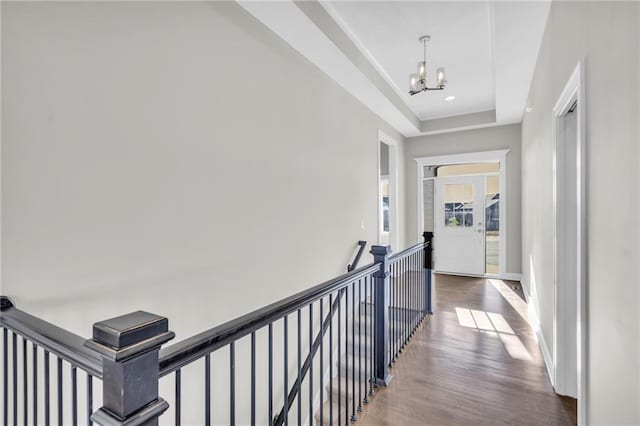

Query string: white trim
[378,130,400,249]
[415,149,509,277]
[415,149,510,168]
[501,272,522,282]
[551,61,586,424]
[521,277,556,388]
[538,328,555,387]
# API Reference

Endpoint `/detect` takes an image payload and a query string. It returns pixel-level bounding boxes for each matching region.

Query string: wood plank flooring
[358,274,577,426]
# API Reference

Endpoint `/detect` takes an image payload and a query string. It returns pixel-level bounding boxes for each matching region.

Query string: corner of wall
[521,273,555,388]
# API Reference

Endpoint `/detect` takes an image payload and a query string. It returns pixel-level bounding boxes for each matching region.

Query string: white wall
[1,2,406,423]
[521,2,640,424]
[404,124,522,275]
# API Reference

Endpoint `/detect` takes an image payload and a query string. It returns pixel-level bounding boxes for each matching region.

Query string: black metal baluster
[389,263,392,361]
[12,333,16,426]
[230,342,236,426]
[56,357,62,426]
[308,303,313,426]
[405,256,409,344]
[251,332,256,426]
[399,258,403,350]
[390,264,395,362]
[3,329,7,426]
[395,263,399,360]
[283,318,288,426]
[402,257,406,348]
[350,282,356,422]
[398,257,407,346]
[409,254,413,333]
[369,276,374,397]
[404,256,408,347]
[71,366,77,426]
[86,374,93,426]
[411,252,420,328]
[20,337,29,425]
[413,253,417,329]
[415,252,419,331]
[412,254,416,333]
[319,299,324,426]
[44,351,49,426]
[357,279,362,412]
[363,277,369,405]
[421,250,425,320]
[417,251,420,322]
[402,257,406,346]
[417,250,421,321]
[22,338,27,426]
[32,344,37,426]
[407,255,413,336]
[337,290,341,426]
[329,293,334,426]
[344,288,349,426]
[175,369,181,426]
[297,310,301,426]
[269,323,273,425]
[412,253,416,332]
[205,354,211,426]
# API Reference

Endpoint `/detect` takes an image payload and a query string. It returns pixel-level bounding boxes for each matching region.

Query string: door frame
[378,130,399,249]
[415,149,509,278]
[552,61,586,424]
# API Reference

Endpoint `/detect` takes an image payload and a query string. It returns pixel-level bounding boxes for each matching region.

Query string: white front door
[434,175,485,275]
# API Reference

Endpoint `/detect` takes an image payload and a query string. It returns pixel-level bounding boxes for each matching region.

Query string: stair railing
[273,240,367,426]
[347,240,367,272]
[0,236,433,426]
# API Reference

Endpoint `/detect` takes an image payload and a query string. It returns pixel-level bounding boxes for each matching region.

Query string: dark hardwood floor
[359,274,577,426]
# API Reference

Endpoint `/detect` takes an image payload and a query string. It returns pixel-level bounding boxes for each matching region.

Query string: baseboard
[537,327,555,387]
[521,276,555,387]
[434,271,522,282]
[501,272,522,281]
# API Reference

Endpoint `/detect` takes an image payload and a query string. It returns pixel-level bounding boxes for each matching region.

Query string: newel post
[370,245,392,386]
[85,311,175,426]
[423,232,434,314]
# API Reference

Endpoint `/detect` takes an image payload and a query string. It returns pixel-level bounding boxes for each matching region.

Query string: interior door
[434,175,485,275]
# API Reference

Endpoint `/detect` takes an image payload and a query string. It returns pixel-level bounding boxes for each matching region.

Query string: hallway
[360,274,577,426]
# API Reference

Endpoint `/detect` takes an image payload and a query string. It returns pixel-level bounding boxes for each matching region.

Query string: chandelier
[408,35,447,96]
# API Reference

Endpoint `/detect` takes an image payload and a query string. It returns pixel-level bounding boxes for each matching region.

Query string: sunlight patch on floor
[455,307,532,361]
[488,279,531,326]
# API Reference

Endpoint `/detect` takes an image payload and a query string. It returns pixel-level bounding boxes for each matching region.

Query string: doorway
[416,150,508,278]
[552,62,585,419]
[379,131,399,248]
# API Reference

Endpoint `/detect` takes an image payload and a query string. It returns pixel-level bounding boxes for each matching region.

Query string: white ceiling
[238,1,550,136]
[324,1,496,121]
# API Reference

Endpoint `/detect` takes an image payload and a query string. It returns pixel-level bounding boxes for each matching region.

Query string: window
[444,183,473,227]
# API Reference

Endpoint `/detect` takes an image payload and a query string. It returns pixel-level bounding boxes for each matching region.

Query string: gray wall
[521,2,639,423]
[405,124,522,275]
[1,3,407,422]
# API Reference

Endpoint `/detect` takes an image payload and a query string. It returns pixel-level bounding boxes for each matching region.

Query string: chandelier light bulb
[418,61,427,81]
[436,67,446,87]
[409,73,419,92]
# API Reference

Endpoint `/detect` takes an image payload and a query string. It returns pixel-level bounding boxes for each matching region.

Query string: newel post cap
[370,245,392,258]
[84,311,174,362]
